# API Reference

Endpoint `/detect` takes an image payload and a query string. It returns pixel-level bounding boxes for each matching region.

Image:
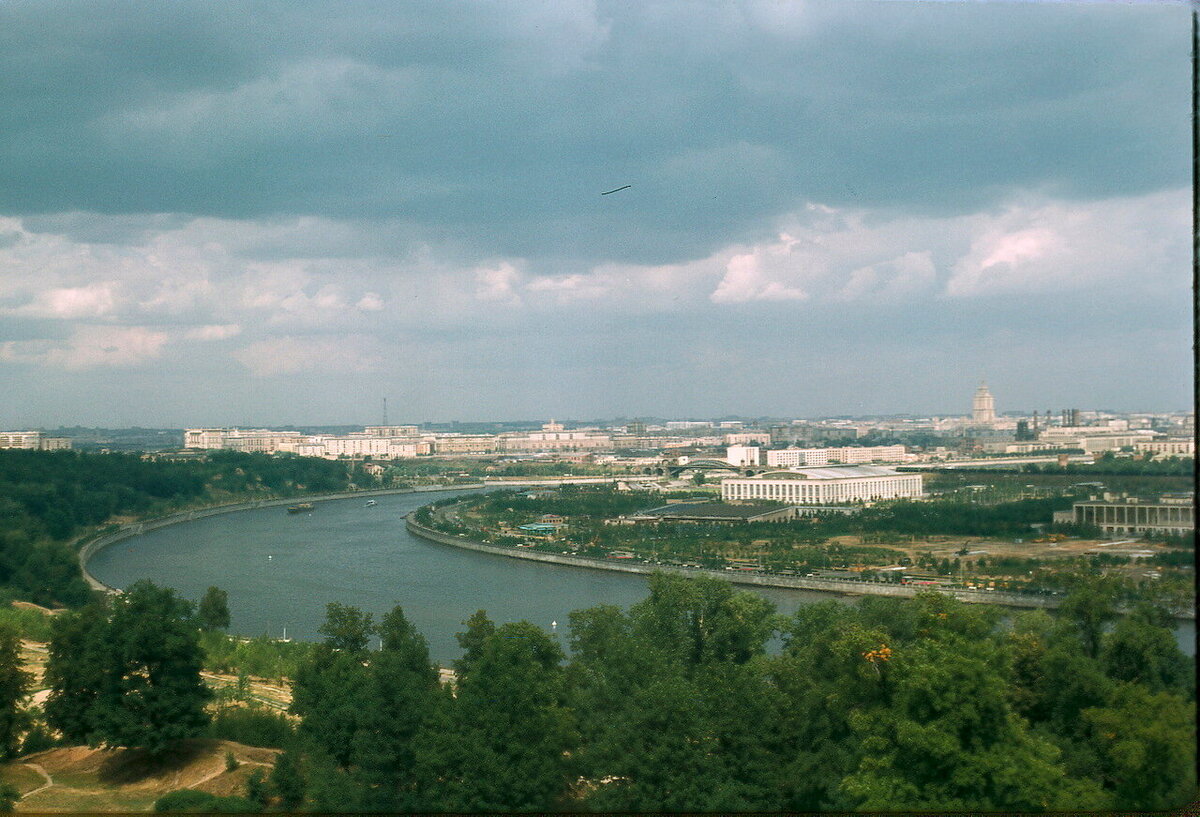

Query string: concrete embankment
[404,515,1070,612]
[76,477,621,593]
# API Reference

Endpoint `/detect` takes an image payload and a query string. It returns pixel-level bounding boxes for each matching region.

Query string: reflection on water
[86,490,1195,663]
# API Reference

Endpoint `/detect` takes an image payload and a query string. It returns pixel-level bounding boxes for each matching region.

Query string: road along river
[84,489,1194,663]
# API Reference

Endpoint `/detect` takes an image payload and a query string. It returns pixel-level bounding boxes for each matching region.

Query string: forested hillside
[0,450,356,607]
[51,573,1183,813]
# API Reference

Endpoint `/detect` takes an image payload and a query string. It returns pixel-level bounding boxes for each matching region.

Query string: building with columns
[1066,493,1194,536]
[721,465,923,505]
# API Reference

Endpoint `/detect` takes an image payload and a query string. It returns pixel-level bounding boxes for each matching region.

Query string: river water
[86,490,1194,663]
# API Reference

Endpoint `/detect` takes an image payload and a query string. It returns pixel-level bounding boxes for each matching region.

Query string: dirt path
[20,762,52,798]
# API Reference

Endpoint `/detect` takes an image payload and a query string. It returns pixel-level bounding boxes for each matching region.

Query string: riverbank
[76,477,622,593]
[404,515,1078,613]
[405,514,1197,619]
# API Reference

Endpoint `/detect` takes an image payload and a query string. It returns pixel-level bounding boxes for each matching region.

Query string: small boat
[365,499,378,507]
[287,503,314,514]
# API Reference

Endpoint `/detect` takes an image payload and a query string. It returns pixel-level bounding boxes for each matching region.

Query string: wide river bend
[86,490,1195,663]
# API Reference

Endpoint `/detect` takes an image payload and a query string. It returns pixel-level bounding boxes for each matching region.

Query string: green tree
[291,645,369,769]
[350,606,440,812]
[415,621,575,811]
[452,609,495,678]
[92,581,212,754]
[44,601,110,743]
[629,573,775,666]
[0,625,28,759]
[1100,608,1192,694]
[317,602,374,655]
[245,768,270,810]
[269,749,306,811]
[0,783,17,812]
[1056,573,1120,659]
[196,586,230,631]
[1082,683,1196,810]
[838,637,1095,811]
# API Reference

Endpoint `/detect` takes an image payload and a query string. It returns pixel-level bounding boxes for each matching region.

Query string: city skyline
[0,1,1192,427]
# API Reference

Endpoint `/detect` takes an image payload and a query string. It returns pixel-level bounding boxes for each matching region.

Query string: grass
[5,738,279,812]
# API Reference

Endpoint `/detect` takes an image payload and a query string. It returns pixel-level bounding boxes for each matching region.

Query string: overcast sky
[0,0,1192,427]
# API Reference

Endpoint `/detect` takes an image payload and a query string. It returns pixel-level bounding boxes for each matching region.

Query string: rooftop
[749,465,905,480]
[632,501,787,520]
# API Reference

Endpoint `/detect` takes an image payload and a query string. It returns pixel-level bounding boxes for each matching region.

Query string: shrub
[154,788,260,813]
[206,707,294,749]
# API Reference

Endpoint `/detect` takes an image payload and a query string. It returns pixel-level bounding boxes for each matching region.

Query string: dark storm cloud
[0,0,1187,268]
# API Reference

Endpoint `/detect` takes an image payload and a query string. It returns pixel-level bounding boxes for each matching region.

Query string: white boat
[366,499,378,507]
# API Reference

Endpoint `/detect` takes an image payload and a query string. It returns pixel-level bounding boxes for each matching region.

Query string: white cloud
[0,326,169,369]
[711,249,810,304]
[704,188,1187,305]
[21,282,120,319]
[474,262,524,304]
[0,188,1185,385]
[356,292,385,311]
[943,191,1187,297]
[184,324,242,341]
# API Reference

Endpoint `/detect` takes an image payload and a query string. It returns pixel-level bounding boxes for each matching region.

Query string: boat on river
[365,499,378,507]
[287,503,314,514]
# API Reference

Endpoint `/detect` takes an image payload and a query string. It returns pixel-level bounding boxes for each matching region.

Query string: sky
[0,0,1192,427]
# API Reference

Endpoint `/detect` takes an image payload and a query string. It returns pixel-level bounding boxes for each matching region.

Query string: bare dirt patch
[9,739,278,812]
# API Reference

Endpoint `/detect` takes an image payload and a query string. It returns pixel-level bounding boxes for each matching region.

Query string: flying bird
[601,185,632,195]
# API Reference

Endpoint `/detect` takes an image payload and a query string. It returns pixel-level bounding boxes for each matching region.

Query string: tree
[91,581,212,754]
[1056,573,1120,659]
[196,586,230,631]
[350,606,440,812]
[245,768,270,810]
[0,783,17,812]
[584,662,784,812]
[838,637,1094,811]
[269,749,306,810]
[452,609,495,678]
[44,601,110,743]
[317,602,374,655]
[291,648,369,770]
[629,573,776,667]
[415,621,575,812]
[0,625,28,759]
[1100,609,1192,694]
[1082,683,1196,810]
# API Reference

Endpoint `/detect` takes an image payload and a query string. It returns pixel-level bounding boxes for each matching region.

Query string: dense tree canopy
[44,581,211,755]
[271,574,1194,812]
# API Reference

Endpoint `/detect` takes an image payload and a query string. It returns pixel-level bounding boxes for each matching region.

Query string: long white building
[722,465,923,505]
[765,445,909,467]
[0,431,71,450]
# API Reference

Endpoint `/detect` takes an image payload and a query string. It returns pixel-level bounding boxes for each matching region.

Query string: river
[85,490,1195,663]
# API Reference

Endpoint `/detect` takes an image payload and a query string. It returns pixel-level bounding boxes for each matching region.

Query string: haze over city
[0,1,1192,428]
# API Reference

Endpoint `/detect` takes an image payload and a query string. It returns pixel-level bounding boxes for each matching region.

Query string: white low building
[1134,438,1195,458]
[766,445,908,467]
[183,428,305,453]
[726,445,761,466]
[722,465,924,505]
[0,431,71,450]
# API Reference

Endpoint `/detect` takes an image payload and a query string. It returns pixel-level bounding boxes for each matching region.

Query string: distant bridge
[666,459,750,477]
